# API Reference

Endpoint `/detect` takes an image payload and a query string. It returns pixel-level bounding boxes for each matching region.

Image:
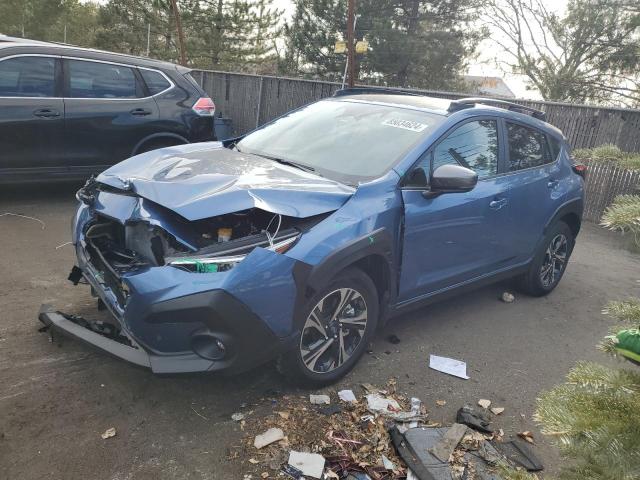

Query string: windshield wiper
[258,154,316,172]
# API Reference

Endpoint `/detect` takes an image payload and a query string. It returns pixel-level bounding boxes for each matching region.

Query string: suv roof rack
[333,87,422,97]
[448,97,546,121]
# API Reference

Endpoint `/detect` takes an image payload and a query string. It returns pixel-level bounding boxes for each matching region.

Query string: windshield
[236,99,444,184]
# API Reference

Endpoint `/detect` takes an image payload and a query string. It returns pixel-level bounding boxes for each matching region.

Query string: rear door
[62,57,160,170]
[503,121,566,263]
[398,117,516,302]
[0,55,65,172]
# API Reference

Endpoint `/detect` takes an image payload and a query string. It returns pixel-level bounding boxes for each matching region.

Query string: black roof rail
[333,87,422,97]
[448,97,546,121]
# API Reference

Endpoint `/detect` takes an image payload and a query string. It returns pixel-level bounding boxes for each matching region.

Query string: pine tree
[283,0,485,90]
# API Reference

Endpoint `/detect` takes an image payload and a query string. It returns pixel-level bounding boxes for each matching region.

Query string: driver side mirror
[424,164,478,198]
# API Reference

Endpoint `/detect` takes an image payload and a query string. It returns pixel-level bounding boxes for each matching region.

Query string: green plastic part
[614,328,640,363]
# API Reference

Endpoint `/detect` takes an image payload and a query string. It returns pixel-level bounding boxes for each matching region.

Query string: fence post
[255,76,265,128]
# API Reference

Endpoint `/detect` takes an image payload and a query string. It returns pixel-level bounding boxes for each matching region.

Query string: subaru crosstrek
[39,90,585,385]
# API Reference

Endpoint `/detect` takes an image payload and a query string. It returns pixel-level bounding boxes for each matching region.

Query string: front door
[63,58,159,172]
[398,118,515,303]
[0,55,65,172]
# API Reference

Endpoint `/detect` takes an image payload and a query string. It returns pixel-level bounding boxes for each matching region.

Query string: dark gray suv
[0,37,215,183]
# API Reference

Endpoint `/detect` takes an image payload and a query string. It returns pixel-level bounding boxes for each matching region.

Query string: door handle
[547,179,559,189]
[33,108,60,118]
[130,108,152,116]
[489,198,508,210]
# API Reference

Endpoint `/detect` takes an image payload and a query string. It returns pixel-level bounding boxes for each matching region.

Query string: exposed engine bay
[83,207,316,279]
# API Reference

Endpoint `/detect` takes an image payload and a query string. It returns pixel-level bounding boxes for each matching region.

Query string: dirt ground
[1,183,638,480]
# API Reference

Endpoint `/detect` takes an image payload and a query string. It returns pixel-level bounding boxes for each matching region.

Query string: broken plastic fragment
[338,389,357,403]
[101,427,116,439]
[490,407,505,415]
[232,412,246,421]
[478,399,491,409]
[254,427,285,449]
[287,451,325,479]
[309,394,330,405]
[429,354,470,379]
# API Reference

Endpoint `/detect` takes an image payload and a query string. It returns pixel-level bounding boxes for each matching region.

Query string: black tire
[517,221,575,296]
[278,267,379,386]
[136,139,184,155]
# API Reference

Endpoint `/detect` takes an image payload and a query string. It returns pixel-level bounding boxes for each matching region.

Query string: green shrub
[601,194,640,248]
[573,144,640,170]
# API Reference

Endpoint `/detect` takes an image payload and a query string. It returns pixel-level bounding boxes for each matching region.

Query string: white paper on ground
[288,451,325,478]
[429,354,470,379]
[338,389,357,403]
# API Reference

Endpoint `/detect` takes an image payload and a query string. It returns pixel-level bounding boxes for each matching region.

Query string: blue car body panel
[61,96,584,374]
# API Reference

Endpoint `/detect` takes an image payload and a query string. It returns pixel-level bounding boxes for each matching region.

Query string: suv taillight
[572,163,587,178]
[192,97,215,116]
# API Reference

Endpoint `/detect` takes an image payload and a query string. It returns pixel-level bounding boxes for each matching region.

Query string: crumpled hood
[97,142,355,220]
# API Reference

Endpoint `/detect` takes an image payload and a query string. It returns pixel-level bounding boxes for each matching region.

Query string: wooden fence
[193,69,640,152]
[582,161,640,222]
[192,69,640,222]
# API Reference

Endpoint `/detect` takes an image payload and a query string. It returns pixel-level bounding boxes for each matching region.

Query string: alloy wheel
[299,287,368,374]
[540,233,568,288]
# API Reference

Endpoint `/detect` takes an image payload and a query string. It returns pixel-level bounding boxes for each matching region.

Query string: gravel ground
[1,183,638,480]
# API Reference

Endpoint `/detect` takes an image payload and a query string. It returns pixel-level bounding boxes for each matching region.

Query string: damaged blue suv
[40,90,585,385]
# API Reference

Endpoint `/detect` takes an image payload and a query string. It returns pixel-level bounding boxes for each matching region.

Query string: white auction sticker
[382,118,428,132]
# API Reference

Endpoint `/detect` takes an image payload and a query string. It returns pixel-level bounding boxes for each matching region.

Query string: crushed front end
[44,178,319,374]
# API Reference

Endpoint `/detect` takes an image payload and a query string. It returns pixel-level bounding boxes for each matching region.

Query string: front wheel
[278,267,378,386]
[517,221,575,296]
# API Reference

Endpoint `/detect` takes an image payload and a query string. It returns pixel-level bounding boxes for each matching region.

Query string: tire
[278,267,379,386]
[136,139,184,155]
[517,221,575,296]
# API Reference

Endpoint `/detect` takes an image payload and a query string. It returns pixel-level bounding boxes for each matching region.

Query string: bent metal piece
[38,304,151,368]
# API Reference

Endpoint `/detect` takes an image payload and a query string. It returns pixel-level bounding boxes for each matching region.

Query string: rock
[254,428,285,449]
[101,427,116,439]
[309,394,330,405]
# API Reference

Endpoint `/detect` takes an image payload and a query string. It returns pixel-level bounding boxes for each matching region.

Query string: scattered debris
[495,439,544,471]
[429,354,470,379]
[0,212,46,230]
[429,423,468,462]
[281,464,304,479]
[490,407,505,415]
[191,406,209,420]
[55,241,72,249]
[435,400,447,407]
[501,292,515,303]
[381,454,396,471]
[366,393,400,413]
[254,428,285,449]
[249,459,259,464]
[232,412,246,422]
[366,394,426,423]
[456,405,493,433]
[287,451,325,479]
[478,399,492,409]
[277,411,290,420]
[386,334,401,344]
[101,427,116,439]
[318,405,342,416]
[517,431,535,444]
[309,394,330,405]
[338,389,357,403]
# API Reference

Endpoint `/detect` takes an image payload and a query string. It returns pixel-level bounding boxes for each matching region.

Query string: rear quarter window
[506,122,554,171]
[140,69,171,95]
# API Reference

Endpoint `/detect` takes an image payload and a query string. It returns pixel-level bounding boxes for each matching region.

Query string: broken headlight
[166,234,299,273]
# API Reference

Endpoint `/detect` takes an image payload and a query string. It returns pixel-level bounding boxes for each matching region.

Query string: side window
[506,122,553,171]
[0,57,55,97]
[140,69,171,95]
[549,136,561,160]
[433,119,499,178]
[68,60,139,98]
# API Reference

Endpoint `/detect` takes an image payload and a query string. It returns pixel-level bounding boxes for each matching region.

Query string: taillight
[192,97,215,116]
[572,163,587,178]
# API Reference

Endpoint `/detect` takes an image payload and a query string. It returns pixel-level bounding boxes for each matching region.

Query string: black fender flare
[544,197,583,235]
[132,133,190,156]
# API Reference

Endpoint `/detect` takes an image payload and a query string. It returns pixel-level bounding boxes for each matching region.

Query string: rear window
[140,69,171,95]
[183,72,205,94]
[68,60,140,98]
[506,122,554,171]
[0,56,55,97]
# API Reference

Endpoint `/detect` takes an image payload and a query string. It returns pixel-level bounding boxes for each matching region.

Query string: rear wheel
[278,267,378,386]
[517,221,574,296]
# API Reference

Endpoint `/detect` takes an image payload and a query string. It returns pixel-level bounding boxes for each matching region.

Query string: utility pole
[170,0,187,66]
[146,24,151,57]
[346,0,356,87]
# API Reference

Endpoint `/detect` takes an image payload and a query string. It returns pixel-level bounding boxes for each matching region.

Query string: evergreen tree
[284,0,485,90]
